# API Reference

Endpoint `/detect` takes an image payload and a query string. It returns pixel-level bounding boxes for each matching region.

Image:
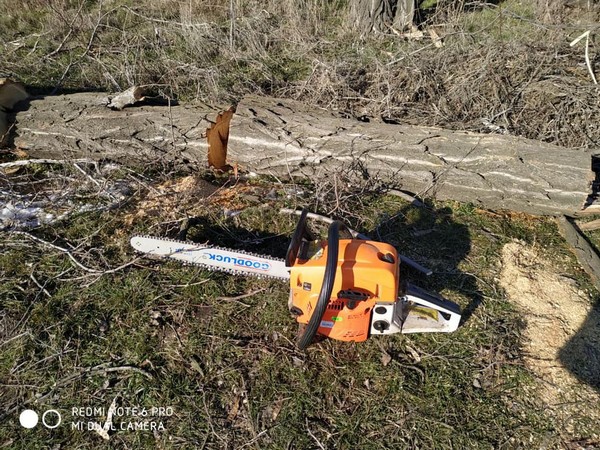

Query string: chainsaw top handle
[297,219,349,350]
[285,208,314,267]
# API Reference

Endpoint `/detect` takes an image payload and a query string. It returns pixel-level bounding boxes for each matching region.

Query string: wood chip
[207,106,235,171]
[106,86,146,110]
[381,352,392,367]
[428,28,443,48]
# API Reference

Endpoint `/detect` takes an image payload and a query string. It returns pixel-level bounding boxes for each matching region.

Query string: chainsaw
[130,209,461,349]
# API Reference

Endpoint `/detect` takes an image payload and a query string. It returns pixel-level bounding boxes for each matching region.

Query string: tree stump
[350,0,415,34]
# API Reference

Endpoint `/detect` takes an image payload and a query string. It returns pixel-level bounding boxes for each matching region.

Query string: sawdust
[499,241,600,431]
[123,175,219,225]
[123,175,273,227]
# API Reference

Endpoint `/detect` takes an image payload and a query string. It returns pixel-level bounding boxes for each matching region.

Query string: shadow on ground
[558,302,600,393]
[361,203,481,326]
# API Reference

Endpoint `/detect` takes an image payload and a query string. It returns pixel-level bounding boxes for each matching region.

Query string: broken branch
[556,216,600,291]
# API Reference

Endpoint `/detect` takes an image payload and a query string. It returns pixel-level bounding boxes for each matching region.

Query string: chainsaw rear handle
[297,220,349,350]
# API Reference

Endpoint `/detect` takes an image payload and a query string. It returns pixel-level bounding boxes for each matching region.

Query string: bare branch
[0,158,96,169]
[570,30,598,85]
[10,231,100,273]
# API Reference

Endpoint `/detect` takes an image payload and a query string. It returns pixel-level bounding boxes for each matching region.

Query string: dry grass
[1,1,600,147]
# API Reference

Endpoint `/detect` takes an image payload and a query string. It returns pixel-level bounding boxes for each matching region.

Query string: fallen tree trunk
[228,95,598,217]
[10,92,599,216]
[557,217,600,291]
[12,93,215,168]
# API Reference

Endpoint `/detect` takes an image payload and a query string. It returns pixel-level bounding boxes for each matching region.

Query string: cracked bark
[8,92,597,216]
[228,95,596,216]
[12,93,218,169]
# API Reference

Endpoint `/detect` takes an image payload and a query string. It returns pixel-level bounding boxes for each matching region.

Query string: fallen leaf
[381,352,392,367]
[190,356,204,376]
[90,395,119,441]
[428,28,444,48]
[227,396,241,422]
[270,399,284,421]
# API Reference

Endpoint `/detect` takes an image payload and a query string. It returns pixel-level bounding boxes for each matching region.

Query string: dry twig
[8,231,141,280]
[10,230,100,273]
[306,418,326,450]
[570,30,598,85]
[1,363,152,421]
[216,288,266,307]
[386,189,428,209]
[0,158,96,170]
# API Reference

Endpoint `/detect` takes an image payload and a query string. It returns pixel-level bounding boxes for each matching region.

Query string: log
[9,92,599,216]
[228,95,597,217]
[12,92,216,169]
[556,217,600,291]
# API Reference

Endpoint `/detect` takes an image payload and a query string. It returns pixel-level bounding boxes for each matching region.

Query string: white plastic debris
[0,202,54,229]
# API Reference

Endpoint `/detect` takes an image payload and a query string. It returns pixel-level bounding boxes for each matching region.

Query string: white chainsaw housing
[369,284,461,336]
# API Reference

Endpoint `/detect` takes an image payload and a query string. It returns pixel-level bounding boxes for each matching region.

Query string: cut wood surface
[9,92,599,216]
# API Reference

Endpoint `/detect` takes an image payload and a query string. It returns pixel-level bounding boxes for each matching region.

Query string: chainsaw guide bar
[130,235,290,280]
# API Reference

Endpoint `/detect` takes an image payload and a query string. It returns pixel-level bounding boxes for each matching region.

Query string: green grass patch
[3,170,598,448]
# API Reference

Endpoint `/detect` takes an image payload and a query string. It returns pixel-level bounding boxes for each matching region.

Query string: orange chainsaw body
[289,239,399,342]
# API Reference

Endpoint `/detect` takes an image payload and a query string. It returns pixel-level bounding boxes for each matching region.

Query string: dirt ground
[499,240,600,436]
